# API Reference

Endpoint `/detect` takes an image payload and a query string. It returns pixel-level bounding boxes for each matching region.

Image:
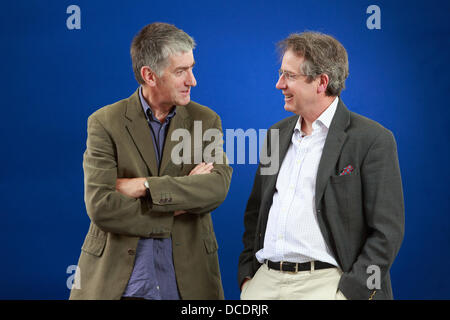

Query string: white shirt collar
[295,96,339,134]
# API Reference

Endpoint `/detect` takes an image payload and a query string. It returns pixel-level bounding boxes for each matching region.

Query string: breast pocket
[330,172,359,184]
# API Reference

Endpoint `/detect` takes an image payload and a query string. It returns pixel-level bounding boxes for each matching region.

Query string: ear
[317,73,329,94]
[140,66,157,87]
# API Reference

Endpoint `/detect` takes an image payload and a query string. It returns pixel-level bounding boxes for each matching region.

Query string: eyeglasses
[278,69,306,81]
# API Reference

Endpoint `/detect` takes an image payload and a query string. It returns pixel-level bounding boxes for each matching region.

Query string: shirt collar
[294,96,339,134]
[317,96,339,129]
[139,86,176,123]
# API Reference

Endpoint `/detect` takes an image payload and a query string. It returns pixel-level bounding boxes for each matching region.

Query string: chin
[284,103,295,113]
[284,101,301,114]
[176,97,191,106]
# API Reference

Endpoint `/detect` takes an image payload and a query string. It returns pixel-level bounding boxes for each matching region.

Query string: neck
[141,85,173,122]
[300,95,336,135]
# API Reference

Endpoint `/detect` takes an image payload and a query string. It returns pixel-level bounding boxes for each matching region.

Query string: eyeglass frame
[278,69,308,81]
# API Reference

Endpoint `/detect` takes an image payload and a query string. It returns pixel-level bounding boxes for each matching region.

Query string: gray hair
[130,22,196,83]
[277,31,349,96]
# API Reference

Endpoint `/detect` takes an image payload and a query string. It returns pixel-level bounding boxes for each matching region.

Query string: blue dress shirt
[122,87,180,300]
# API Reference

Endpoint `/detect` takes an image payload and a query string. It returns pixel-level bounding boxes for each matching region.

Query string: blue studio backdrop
[1,0,449,299]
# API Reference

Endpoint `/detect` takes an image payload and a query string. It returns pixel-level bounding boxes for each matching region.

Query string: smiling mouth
[284,94,293,100]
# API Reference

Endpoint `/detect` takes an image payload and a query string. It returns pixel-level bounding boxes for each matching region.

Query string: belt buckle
[279,261,291,272]
[280,261,299,274]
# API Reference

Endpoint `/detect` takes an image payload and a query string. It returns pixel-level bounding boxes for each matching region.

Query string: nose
[276,75,286,90]
[186,69,197,87]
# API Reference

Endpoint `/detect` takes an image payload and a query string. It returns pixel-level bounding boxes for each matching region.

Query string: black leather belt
[266,260,335,273]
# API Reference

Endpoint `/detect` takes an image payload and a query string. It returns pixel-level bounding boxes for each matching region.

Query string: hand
[173,163,214,217]
[188,162,214,176]
[116,177,147,198]
[240,278,251,292]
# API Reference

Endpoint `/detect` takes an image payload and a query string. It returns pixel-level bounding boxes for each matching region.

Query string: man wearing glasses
[238,31,404,300]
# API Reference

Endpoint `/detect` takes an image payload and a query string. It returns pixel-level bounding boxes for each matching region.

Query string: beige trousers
[240,263,348,300]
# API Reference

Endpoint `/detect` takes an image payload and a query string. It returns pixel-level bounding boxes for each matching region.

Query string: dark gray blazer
[238,99,404,300]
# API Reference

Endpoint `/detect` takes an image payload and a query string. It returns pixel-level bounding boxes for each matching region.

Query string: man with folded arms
[70,22,232,300]
[238,31,404,300]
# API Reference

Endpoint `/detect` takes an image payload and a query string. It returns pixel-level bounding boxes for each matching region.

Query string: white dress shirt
[256,97,339,267]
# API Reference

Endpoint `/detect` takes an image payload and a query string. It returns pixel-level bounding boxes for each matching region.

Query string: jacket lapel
[315,99,350,207]
[124,90,159,176]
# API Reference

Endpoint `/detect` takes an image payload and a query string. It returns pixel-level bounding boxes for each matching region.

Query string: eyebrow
[279,68,296,74]
[174,61,196,71]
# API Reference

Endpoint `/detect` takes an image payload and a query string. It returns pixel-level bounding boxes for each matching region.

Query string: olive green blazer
[70,89,232,300]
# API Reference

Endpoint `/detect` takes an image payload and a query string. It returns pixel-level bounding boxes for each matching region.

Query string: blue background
[1,0,449,299]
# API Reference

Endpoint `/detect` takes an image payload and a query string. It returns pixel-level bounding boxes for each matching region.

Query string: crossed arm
[84,115,232,238]
[116,162,215,216]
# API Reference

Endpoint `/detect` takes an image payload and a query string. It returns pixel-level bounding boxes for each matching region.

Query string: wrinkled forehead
[165,50,195,69]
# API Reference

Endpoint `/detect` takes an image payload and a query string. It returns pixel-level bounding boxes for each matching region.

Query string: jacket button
[127,249,136,255]
[317,209,321,214]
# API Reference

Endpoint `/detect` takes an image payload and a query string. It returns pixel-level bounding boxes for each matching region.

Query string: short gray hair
[277,31,349,96]
[131,22,196,83]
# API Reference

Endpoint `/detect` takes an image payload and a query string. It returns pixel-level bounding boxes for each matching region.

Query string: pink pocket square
[339,165,354,176]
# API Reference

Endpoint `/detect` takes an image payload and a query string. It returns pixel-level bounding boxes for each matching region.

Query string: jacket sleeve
[83,115,173,238]
[145,115,232,214]
[338,130,405,300]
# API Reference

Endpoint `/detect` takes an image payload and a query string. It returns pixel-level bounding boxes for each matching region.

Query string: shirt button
[127,249,136,255]
[156,286,160,290]
[317,209,321,214]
